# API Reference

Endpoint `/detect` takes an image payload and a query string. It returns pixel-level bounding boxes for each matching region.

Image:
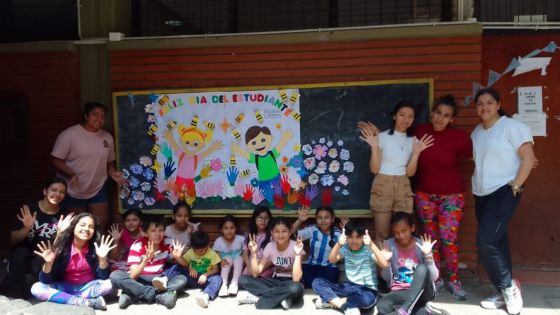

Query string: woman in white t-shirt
[472,88,536,315]
[360,101,433,244]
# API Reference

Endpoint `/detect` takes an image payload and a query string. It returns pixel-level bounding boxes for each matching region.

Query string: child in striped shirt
[109,217,187,309]
[291,206,345,288]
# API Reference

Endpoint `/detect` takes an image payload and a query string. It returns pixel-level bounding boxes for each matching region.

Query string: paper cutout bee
[150,144,160,155]
[191,115,199,127]
[239,169,251,177]
[291,111,301,121]
[147,124,158,136]
[167,120,177,130]
[231,128,241,140]
[203,120,215,130]
[235,113,245,124]
[229,154,237,167]
[158,95,169,106]
[279,90,288,102]
[289,91,299,103]
[255,111,264,124]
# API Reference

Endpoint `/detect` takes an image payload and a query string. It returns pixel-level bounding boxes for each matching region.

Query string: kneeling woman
[31,213,115,310]
[238,218,304,310]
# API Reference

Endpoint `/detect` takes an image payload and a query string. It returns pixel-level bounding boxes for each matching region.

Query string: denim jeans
[475,184,522,290]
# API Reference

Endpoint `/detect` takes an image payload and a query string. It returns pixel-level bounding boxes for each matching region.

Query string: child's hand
[57,213,75,234]
[94,235,117,259]
[34,240,57,264]
[145,241,161,261]
[297,206,309,223]
[294,237,304,256]
[338,216,349,230]
[109,224,122,242]
[416,234,437,256]
[363,229,372,246]
[198,274,207,285]
[220,259,230,268]
[380,240,393,260]
[17,205,36,230]
[247,234,258,254]
[171,239,185,260]
[189,267,198,278]
[338,229,347,245]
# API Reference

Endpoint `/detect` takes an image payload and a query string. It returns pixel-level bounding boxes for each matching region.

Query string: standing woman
[51,102,126,231]
[360,101,433,244]
[472,88,535,315]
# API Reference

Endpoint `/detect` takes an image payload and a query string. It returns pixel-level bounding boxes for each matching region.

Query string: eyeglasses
[256,216,270,222]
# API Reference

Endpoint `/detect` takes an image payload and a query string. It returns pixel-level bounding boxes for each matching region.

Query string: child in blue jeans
[174,230,222,308]
[312,220,388,315]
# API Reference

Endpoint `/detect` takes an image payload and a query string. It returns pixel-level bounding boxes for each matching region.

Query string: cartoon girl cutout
[163,116,223,198]
[231,126,293,202]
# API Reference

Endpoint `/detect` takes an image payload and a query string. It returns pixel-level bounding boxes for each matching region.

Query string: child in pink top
[242,205,273,277]
[109,208,144,271]
[30,213,115,310]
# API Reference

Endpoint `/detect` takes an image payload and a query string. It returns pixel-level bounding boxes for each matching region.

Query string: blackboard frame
[112,78,433,217]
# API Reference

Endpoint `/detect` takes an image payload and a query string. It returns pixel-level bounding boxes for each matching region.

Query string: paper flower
[342,189,349,196]
[315,161,327,174]
[328,148,338,159]
[319,137,326,144]
[147,115,156,123]
[139,156,153,167]
[127,198,135,205]
[302,144,313,156]
[293,144,301,152]
[340,149,350,161]
[132,190,145,201]
[343,161,355,173]
[320,174,335,187]
[122,169,130,179]
[143,168,154,180]
[282,156,289,164]
[250,178,260,187]
[329,160,340,173]
[140,182,151,192]
[304,157,316,170]
[144,197,155,206]
[337,174,349,186]
[337,140,344,146]
[326,140,333,147]
[210,158,223,172]
[287,155,303,169]
[308,173,320,185]
[334,186,341,192]
[145,104,155,113]
[313,144,328,160]
[129,176,140,189]
[130,163,143,175]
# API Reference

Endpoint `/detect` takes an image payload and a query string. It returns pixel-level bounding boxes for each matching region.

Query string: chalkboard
[113,79,432,215]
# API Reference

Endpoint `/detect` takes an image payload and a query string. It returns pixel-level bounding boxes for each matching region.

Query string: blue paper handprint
[226,166,239,186]
[164,160,176,180]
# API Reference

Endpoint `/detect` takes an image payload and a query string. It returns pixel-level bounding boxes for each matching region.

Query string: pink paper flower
[313,144,328,160]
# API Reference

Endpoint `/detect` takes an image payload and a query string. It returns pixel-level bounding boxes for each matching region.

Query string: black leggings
[377,264,435,315]
[238,275,304,309]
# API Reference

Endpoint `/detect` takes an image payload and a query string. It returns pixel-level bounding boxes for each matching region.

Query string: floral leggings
[415,191,464,282]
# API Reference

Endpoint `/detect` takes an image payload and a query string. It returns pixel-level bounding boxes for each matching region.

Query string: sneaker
[218,283,229,297]
[425,302,451,315]
[480,292,506,309]
[344,308,361,315]
[502,279,523,315]
[155,290,177,309]
[196,293,210,308]
[237,292,259,305]
[118,293,134,309]
[280,298,292,310]
[228,282,239,295]
[88,296,107,310]
[447,280,467,300]
[313,298,334,309]
[434,279,444,292]
[152,276,168,291]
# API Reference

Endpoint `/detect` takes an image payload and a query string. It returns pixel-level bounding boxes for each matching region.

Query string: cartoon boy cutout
[231,126,293,202]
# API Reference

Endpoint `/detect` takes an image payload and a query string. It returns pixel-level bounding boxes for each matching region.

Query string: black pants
[1,245,43,298]
[238,275,303,309]
[377,264,434,315]
[475,184,521,291]
[109,270,187,303]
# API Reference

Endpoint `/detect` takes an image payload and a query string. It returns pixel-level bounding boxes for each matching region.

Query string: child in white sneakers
[213,215,244,297]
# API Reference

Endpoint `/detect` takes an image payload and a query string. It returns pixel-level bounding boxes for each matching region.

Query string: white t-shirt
[262,240,301,278]
[164,225,191,248]
[471,116,533,196]
[378,130,414,176]
[213,235,245,259]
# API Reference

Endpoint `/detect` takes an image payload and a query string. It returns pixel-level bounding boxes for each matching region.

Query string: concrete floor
[99,278,560,315]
